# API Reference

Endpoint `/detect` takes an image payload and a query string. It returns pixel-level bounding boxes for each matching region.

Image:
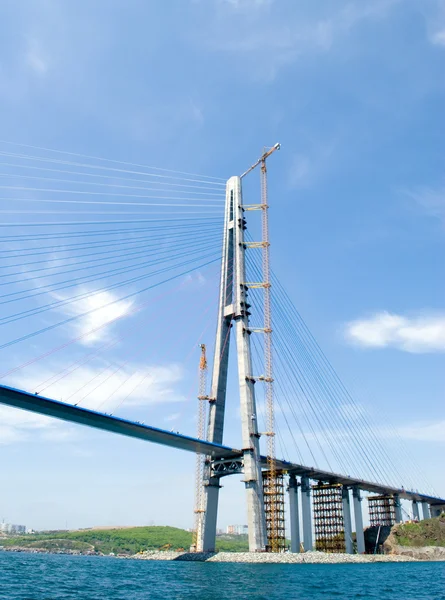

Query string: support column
[234,176,267,552]
[421,502,431,520]
[352,487,365,554]
[412,500,420,521]
[201,481,221,552]
[301,475,313,551]
[200,177,235,552]
[288,474,300,553]
[394,494,403,524]
[342,486,353,554]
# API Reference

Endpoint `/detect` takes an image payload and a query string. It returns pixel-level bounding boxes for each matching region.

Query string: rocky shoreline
[0,546,101,557]
[3,546,444,563]
[131,550,418,564]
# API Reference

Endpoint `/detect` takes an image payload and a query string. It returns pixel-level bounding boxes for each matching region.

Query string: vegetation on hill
[389,514,445,548]
[0,526,250,555]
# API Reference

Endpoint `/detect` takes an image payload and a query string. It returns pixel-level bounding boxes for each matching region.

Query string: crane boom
[191,344,208,552]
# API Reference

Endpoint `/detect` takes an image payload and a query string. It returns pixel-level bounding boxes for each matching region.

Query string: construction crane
[190,343,208,552]
[242,143,284,551]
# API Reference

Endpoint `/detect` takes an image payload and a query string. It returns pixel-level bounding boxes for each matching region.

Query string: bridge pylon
[199,175,267,553]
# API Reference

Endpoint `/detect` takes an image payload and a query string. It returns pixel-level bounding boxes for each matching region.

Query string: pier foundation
[421,502,431,520]
[342,486,353,554]
[288,474,301,553]
[352,487,365,554]
[301,475,313,551]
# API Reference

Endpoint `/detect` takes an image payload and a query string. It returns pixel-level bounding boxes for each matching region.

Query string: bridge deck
[0,384,443,506]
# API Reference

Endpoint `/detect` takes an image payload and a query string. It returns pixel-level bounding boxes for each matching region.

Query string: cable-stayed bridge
[0,141,443,554]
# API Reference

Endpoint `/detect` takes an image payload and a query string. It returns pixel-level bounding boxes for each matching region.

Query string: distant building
[0,522,27,535]
[226,524,248,535]
[14,525,26,534]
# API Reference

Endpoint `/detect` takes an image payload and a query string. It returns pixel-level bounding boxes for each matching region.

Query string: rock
[131,550,417,564]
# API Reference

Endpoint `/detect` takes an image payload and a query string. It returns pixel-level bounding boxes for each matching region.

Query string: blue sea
[0,552,444,600]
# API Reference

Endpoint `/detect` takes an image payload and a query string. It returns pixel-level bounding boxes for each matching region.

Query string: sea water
[0,552,444,600]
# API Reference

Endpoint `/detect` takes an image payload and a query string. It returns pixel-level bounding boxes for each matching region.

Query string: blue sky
[0,0,443,532]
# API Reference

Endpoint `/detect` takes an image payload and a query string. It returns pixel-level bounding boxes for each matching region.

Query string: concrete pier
[288,475,301,553]
[412,499,420,521]
[421,502,431,520]
[301,475,313,551]
[342,486,353,554]
[352,487,365,554]
[394,494,403,524]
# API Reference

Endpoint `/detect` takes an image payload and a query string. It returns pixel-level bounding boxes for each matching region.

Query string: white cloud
[406,186,445,226]
[344,311,445,353]
[218,0,274,11]
[288,141,336,189]
[0,406,60,445]
[24,362,184,410]
[0,360,186,445]
[396,420,445,443]
[26,39,48,74]
[67,290,134,345]
[288,155,311,187]
[431,28,445,45]
[10,247,135,346]
[198,0,401,81]
[0,424,26,445]
[47,286,134,346]
[180,271,207,289]
[189,98,204,125]
[164,412,181,423]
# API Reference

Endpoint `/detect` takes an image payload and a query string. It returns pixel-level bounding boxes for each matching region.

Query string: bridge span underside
[0,383,442,508]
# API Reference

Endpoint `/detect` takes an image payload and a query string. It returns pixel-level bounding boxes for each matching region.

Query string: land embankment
[383,513,445,560]
[131,550,416,563]
[2,516,443,561]
[0,526,248,556]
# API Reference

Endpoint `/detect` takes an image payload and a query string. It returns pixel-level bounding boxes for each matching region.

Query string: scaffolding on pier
[262,469,286,552]
[312,483,346,553]
[368,495,396,527]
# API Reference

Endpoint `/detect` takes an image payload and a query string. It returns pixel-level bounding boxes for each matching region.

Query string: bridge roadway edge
[0,383,443,508]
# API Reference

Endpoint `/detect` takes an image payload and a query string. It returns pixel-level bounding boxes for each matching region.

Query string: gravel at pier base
[132,551,417,563]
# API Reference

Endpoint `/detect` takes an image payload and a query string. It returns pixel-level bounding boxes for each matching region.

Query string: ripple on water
[0,553,444,600]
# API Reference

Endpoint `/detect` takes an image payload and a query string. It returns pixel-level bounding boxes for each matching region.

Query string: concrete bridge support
[430,504,445,518]
[352,487,365,554]
[201,481,221,552]
[342,486,353,554]
[421,502,431,520]
[394,494,403,523]
[288,474,301,553]
[301,475,313,551]
[412,499,420,521]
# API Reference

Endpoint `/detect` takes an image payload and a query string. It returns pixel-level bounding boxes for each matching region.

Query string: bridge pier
[394,493,403,524]
[412,499,420,521]
[301,475,313,551]
[288,474,301,553]
[342,486,353,554]
[201,479,221,552]
[430,503,445,518]
[421,502,431,520]
[352,487,365,554]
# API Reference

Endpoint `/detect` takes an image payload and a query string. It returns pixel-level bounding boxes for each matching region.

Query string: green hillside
[0,526,249,555]
[390,514,445,548]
